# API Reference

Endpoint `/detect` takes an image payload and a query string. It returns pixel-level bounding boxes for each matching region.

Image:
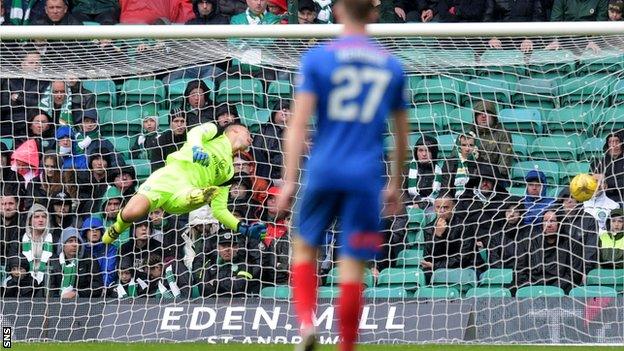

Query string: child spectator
[234,151,269,204]
[146,254,190,299]
[440,132,478,199]
[120,218,162,274]
[7,139,42,209]
[609,0,623,20]
[407,135,442,209]
[150,108,187,171]
[1,256,42,298]
[48,189,78,243]
[583,175,619,231]
[599,208,624,268]
[24,109,55,152]
[20,203,54,288]
[111,256,148,298]
[214,104,240,128]
[98,186,130,247]
[253,99,290,182]
[74,109,118,164]
[130,112,160,160]
[81,217,118,287]
[55,125,89,170]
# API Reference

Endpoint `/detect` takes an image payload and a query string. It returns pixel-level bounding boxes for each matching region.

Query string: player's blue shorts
[294,187,383,260]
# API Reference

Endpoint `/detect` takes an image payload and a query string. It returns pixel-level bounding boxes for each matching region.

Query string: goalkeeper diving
[103,122,267,245]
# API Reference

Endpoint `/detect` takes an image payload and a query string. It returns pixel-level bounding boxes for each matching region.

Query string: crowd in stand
[1,0,624,300]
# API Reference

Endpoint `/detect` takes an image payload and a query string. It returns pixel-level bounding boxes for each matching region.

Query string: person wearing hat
[407,134,443,209]
[150,108,188,171]
[81,216,118,287]
[183,80,215,128]
[1,255,42,298]
[186,0,229,24]
[298,0,321,23]
[609,0,623,20]
[214,104,240,128]
[599,208,624,268]
[74,108,118,162]
[55,125,88,170]
[267,0,288,23]
[470,100,514,179]
[253,99,291,181]
[48,226,104,298]
[198,228,258,297]
[145,253,191,299]
[521,169,555,226]
[131,110,161,160]
[120,218,162,275]
[48,188,78,243]
[108,166,138,203]
[19,203,54,289]
[110,255,148,298]
[98,186,130,248]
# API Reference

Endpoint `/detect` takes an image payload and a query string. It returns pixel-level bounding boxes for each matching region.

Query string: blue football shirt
[298,35,407,191]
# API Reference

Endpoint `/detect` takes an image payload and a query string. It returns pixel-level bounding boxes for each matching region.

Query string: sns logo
[2,326,11,348]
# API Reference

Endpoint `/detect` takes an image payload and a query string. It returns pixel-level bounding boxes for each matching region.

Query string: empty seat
[559,75,615,105]
[581,137,605,161]
[586,269,624,291]
[107,136,134,158]
[577,49,624,74]
[0,137,13,150]
[83,79,117,108]
[515,285,565,298]
[446,107,474,133]
[216,78,264,107]
[408,104,448,132]
[498,108,542,134]
[436,133,458,159]
[126,158,152,180]
[561,161,590,184]
[235,104,271,126]
[260,285,290,299]
[120,79,166,107]
[568,286,618,298]
[378,267,426,290]
[530,135,579,161]
[364,287,409,299]
[413,77,464,104]
[612,79,624,104]
[414,286,460,299]
[511,160,560,187]
[479,50,526,76]
[318,286,339,299]
[528,49,576,77]
[463,78,511,107]
[326,267,374,288]
[396,249,425,267]
[267,80,292,107]
[545,105,595,134]
[600,106,624,134]
[511,134,529,160]
[431,268,477,292]
[100,105,155,135]
[479,269,513,287]
[465,287,512,298]
[512,78,559,109]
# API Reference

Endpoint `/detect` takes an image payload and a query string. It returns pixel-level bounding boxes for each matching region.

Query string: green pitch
[9,343,623,351]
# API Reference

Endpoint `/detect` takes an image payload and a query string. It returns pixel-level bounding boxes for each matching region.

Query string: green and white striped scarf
[115,277,147,298]
[21,232,54,284]
[9,0,35,25]
[407,160,443,202]
[39,83,73,125]
[156,265,180,299]
[58,252,77,295]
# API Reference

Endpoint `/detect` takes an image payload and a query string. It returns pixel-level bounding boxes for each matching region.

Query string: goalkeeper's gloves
[192,146,210,166]
[237,222,267,240]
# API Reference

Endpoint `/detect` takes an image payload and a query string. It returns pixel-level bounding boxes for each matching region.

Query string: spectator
[230,0,280,24]
[4,0,46,24]
[98,186,130,248]
[213,104,240,128]
[521,170,555,226]
[32,0,82,24]
[528,210,573,292]
[557,188,599,286]
[119,0,194,24]
[583,174,619,231]
[120,219,162,274]
[111,256,147,298]
[609,0,623,20]
[229,176,261,219]
[38,153,64,203]
[7,139,42,209]
[437,0,486,22]
[150,108,187,171]
[145,254,191,299]
[471,100,514,179]
[394,0,436,22]
[49,226,104,298]
[0,192,22,268]
[20,203,54,288]
[185,205,220,271]
[407,135,442,209]
[54,125,89,170]
[130,112,160,160]
[74,109,118,162]
[183,80,215,127]
[0,48,48,138]
[108,165,137,203]
[488,202,531,289]
[186,0,229,24]
[199,229,258,296]
[313,0,333,23]
[1,256,42,298]
[422,195,476,272]
[440,132,477,199]
[81,216,118,287]
[253,99,290,181]
[0,1,5,25]
[148,208,171,244]
[24,109,55,152]
[590,130,623,203]
[551,0,609,21]
[484,0,544,52]
[267,0,287,21]
[599,208,624,268]
[218,0,245,18]
[258,203,290,286]
[39,79,95,126]
[298,0,321,23]
[70,0,120,24]
[48,189,78,243]
[234,151,270,204]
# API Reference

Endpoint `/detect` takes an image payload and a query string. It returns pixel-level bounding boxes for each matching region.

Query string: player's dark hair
[341,0,374,22]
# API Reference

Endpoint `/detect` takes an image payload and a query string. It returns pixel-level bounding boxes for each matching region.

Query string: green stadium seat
[507,186,526,197]
[528,49,576,77]
[82,79,117,108]
[157,109,170,133]
[559,75,615,105]
[568,286,618,298]
[260,285,291,299]
[511,160,560,187]
[107,136,134,158]
[167,78,215,109]
[530,135,579,161]
[581,137,605,161]
[465,287,512,298]
[408,104,448,132]
[235,104,271,126]
[126,158,152,180]
[511,134,529,160]
[462,78,511,107]
[378,267,426,290]
[318,286,339,299]
[612,79,624,104]
[498,108,542,134]
[515,285,565,298]
[120,79,166,107]
[406,206,428,245]
[446,107,474,133]
[82,21,101,25]
[600,106,624,135]
[431,268,477,292]
[326,267,374,288]
[561,161,590,184]
[414,286,460,299]
[396,249,425,267]
[413,77,464,104]
[577,49,624,73]
[216,78,264,107]
[364,287,409,299]
[479,269,513,287]
[0,137,13,150]
[436,133,458,159]
[100,105,156,135]
[512,78,558,109]
[409,49,476,75]
[267,80,292,107]
[545,106,595,135]
[586,269,624,291]
[479,50,526,76]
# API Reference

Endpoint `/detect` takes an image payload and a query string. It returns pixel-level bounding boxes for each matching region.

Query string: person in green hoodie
[599,208,624,268]
[230,0,281,24]
[98,187,130,248]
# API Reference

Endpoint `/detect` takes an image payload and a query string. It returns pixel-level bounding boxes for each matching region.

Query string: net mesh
[1,33,624,344]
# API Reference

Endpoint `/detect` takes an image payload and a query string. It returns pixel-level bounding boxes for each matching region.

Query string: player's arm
[187,123,219,166]
[211,185,268,239]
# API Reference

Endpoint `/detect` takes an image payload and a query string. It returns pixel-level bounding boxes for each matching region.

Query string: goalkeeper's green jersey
[166,123,234,187]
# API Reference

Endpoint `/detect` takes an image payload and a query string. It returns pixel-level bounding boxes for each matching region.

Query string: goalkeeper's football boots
[187,186,219,207]
[102,225,121,245]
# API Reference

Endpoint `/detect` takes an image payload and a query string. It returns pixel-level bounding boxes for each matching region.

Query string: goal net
[1,24,624,345]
